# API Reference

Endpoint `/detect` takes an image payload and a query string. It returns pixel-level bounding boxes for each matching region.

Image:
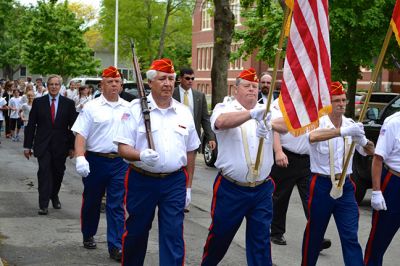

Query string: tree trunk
[157,0,172,59]
[344,64,359,119]
[211,0,235,108]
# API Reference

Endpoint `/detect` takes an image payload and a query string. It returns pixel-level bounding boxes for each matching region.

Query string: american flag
[391,0,400,47]
[279,0,332,136]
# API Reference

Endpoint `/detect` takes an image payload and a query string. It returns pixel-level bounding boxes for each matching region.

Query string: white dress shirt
[375,112,400,172]
[71,95,129,153]
[113,94,200,173]
[309,115,366,175]
[211,100,274,182]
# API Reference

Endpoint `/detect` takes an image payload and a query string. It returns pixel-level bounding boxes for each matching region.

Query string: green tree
[0,1,31,79]
[99,0,192,70]
[23,1,99,80]
[234,0,399,118]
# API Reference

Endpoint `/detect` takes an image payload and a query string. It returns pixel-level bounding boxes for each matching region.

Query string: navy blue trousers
[364,168,400,266]
[81,152,127,251]
[202,174,274,266]
[302,174,363,266]
[121,167,187,266]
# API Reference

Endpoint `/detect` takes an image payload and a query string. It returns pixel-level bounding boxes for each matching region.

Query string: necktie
[183,91,189,106]
[51,98,56,124]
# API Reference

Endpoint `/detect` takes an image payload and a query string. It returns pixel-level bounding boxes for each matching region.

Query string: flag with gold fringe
[279,0,332,136]
[391,0,400,46]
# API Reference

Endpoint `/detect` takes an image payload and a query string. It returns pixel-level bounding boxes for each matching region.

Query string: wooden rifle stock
[130,38,155,150]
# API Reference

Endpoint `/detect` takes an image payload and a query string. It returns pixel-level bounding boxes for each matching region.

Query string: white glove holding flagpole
[340,122,365,137]
[371,190,387,211]
[250,106,266,122]
[140,149,160,167]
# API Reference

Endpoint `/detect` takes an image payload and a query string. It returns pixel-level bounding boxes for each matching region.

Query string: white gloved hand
[139,149,160,167]
[250,106,266,122]
[352,135,368,147]
[256,121,270,139]
[76,156,90,177]
[185,188,191,209]
[371,190,387,211]
[340,122,365,137]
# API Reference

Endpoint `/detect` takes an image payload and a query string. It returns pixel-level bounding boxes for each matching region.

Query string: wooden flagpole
[337,25,393,188]
[253,6,291,175]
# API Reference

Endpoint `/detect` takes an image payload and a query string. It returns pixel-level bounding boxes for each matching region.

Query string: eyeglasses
[48,83,60,87]
[184,77,195,81]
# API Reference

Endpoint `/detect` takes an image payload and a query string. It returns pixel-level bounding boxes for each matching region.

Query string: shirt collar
[179,85,191,94]
[147,93,178,113]
[99,94,124,107]
[49,94,60,101]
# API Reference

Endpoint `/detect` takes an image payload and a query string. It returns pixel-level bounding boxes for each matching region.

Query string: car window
[384,97,400,118]
[369,94,398,103]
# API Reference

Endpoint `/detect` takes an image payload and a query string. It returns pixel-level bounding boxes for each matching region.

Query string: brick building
[191,1,400,95]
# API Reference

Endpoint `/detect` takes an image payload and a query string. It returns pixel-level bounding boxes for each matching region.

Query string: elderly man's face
[235,79,258,105]
[101,77,122,100]
[331,94,347,115]
[180,74,194,90]
[47,77,61,97]
[260,74,272,95]
[149,72,175,100]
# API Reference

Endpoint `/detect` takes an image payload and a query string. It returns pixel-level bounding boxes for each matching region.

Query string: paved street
[1,136,399,265]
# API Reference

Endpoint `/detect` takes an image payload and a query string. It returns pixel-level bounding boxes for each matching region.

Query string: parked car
[123,81,150,97]
[67,77,102,88]
[355,92,399,118]
[352,94,400,204]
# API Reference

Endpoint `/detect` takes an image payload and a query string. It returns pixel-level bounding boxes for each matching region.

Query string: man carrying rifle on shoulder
[114,58,200,265]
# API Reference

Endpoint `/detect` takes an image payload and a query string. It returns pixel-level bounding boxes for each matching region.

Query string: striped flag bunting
[391,0,400,47]
[279,0,332,136]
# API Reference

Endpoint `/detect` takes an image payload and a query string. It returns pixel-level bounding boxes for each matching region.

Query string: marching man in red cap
[201,68,287,266]
[301,82,374,266]
[114,58,200,265]
[72,66,130,261]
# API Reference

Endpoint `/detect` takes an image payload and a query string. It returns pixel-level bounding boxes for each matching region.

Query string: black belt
[130,164,182,179]
[282,147,309,159]
[87,151,120,159]
[221,173,270,188]
[384,164,400,176]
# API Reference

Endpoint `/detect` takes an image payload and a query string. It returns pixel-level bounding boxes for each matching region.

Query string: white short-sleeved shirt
[113,94,200,173]
[211,100,274,182]
[66,89,78,100]
[71,95,129,153]
[270,99,310,155]
[20,103,32,121]
[0,97,7,120]
[375,112,400,172]
[9,97,21,119]
[309,115,366,175]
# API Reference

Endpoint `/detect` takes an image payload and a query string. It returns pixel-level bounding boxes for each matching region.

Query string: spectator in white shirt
[9,89,22,141]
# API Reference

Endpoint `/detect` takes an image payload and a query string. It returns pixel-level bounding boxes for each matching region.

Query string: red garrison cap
[149,58,175,74]
[330,81,346,96]
[102,66,121,78]
[237,68,259,82]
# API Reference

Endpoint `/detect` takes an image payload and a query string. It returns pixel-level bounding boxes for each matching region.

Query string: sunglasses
[184,77,195,81]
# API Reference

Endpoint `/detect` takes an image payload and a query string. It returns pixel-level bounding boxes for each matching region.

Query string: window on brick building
[201,1,212,30]
[197,44,214,71]
[229,43,243,70]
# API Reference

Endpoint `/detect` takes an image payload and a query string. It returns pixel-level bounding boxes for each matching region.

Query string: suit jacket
[24,94,77,158]
[173,87,215,141]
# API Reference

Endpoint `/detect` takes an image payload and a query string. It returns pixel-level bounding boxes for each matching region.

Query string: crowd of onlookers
[0,76,99,144]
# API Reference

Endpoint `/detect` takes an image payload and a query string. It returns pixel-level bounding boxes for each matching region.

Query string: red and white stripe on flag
[279,0,332,136]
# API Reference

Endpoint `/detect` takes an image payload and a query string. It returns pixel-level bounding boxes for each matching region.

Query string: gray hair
[47,74,63,85]
[236,78,243,86]
[146,70,176,81]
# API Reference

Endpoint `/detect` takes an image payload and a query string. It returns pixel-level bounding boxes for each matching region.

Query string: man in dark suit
[24,74,77,215]
[173,68,215,210]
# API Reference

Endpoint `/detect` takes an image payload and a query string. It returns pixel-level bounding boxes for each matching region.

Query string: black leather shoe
[38,208,48,215]
[83,237,97,249]
[52,199,61,209]
[320,238,332,251]
[109,247,122,262]
[271,235,287,245]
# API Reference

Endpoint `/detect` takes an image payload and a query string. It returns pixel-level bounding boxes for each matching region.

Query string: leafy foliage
[99,0,192,70]
[23,1,100,79]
